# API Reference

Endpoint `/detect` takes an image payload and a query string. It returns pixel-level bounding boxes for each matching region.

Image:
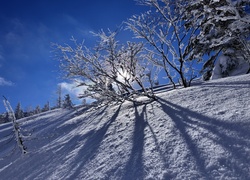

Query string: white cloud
[59,80,95,105]
[59,81,86,96]
[0,77,13,86]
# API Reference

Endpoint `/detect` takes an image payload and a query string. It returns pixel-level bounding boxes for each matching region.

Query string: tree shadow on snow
[0,105,123,180]
[122,102,183,180]
[201,80,250,90]
[65,104,122,179]
[122,104,147,180]
[15,105,121,180]
[157,97,250,179]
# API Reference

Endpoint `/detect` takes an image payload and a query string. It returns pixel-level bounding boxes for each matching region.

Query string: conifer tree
[15,102,24,119]
[183,0,250,77]
[57,85,62,108]
[25,106,34,117]
[5,112,10,122]
[42,102,50,112]
[63,94,73,109]
[35,105,41,114]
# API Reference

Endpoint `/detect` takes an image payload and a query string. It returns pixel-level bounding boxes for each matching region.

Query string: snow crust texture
[0,74,250,180]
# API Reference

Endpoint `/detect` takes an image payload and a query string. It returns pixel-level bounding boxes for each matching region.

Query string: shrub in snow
[53,30,158,104]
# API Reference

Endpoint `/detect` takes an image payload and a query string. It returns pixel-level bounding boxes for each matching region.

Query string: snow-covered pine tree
[63,94,73,109]
[15,102,24,119]
[82,99,87,105]
[210,48,250,79]
[183,0,250,79]
[0,113,5,124]
[1,112,11,123]
[57,85,62,108]
[25,106,34,117]
[4,112,11,123]
[35,105,41,114]
[42,102,50,112]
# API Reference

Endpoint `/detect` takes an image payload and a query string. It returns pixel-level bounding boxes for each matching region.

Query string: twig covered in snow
[127,0,200,88]
[52,30,158,104]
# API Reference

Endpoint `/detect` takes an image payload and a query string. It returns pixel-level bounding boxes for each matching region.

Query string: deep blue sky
[0,0,146,113]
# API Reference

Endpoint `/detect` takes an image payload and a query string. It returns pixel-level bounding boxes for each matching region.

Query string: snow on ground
[0,74,250,180]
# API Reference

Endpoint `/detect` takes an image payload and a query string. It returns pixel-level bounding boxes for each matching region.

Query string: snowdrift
[0,74,250,179]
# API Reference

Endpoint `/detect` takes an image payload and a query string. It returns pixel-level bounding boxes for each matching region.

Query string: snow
[211,54,249,80]
[0,74,250,179]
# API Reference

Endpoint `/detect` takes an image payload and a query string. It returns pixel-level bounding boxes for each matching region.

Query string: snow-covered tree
[3,97,27,154]
[210,48,250,79]
[15,102,24,119]
[63,94,73,109]
[25,106,34,117]
[0,113,6,124]
[82,99,87,105]
[53,30,157,103]
[183,0,250,78]
[42,102,50,112]
[34,105,41,114]
[127,0,199,88]
[57,85,62,108]
[5,112,10,122]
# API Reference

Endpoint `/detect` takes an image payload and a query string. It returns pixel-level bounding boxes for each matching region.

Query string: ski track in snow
[0,74,250,180]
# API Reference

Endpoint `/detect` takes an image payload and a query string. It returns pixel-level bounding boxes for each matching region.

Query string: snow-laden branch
[127,0,199,87]
[53,30,158,104]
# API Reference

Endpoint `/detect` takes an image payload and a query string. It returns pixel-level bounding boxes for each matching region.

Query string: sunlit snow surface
[0,74,250,179]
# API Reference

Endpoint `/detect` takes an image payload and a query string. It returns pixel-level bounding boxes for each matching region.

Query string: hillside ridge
[0,74,250,179]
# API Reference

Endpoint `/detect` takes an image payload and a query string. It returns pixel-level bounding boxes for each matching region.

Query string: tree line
[53,0,249,104]
[0,93,73,124]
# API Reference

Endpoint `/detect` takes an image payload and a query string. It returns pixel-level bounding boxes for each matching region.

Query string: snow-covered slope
[0,74,250,180]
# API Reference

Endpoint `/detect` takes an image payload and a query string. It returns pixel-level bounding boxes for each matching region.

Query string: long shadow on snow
[76,104,110,129]
[144,103,171,176]
[200,77,250,90]
[0,105,119,180]
[157,97,250,179]
[0,110,78,180]
[200,82,250,90]
[65,104,122,179]
[122,102,172,180]
[0,109,76,162]
[122,104,147,180]
[17,104,122,180]
[24,109,75,136]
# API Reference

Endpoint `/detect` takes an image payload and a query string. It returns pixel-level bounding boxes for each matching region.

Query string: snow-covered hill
[0,74,250,180]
